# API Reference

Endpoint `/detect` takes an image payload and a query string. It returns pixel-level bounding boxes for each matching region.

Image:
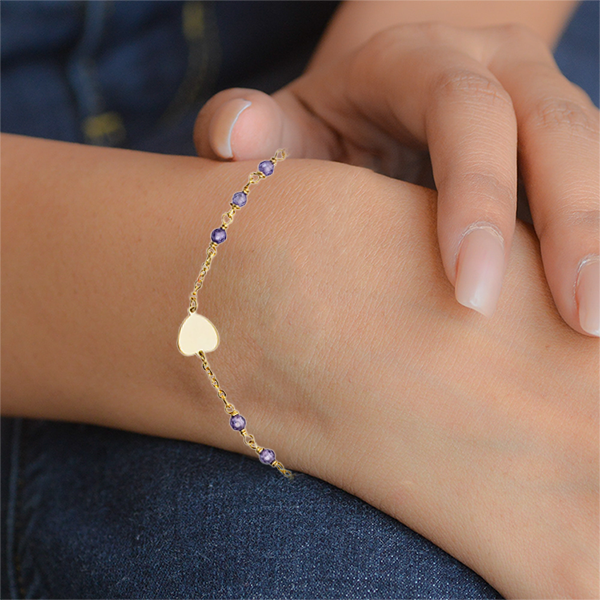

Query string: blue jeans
[2,2,597,597]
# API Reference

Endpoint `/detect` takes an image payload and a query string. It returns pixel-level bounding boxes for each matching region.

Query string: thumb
[193,87,337,161]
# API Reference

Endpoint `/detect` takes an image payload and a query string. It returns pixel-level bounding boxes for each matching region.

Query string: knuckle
[492,23,551,58]
[462,171,516,208]
[370,21,455,45]
[479,23,552,70]
[440,171,516,220]
[526,96,599,140]
[540,207,600,243]
[413,21,456,43]
[363,21,462,58]
[365,24,401,51]
[433,68,514,113]
[496,22,540,44]
[357,25,409,74]
[565,208,600,233]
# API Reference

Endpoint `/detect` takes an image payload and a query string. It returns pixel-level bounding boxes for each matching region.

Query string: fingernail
[576,255,600,337]
[211,99,252,159]
[455,224,505,318]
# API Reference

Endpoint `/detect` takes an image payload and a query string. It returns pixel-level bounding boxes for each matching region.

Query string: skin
[2,133,597,598]
[194,4,599,337]
[306,0,579,67]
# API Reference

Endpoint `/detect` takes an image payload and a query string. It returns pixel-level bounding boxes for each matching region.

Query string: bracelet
[177,149,294,480]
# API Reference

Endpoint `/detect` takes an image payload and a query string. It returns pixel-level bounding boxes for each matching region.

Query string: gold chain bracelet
[177,149,294,480]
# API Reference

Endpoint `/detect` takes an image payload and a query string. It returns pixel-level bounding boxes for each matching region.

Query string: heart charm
[177,312,220,356]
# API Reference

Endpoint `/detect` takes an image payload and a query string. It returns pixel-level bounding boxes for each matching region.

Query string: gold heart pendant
[177,312,220,356]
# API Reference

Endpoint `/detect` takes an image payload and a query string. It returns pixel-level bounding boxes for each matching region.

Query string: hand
[192,22,600,337]
[4,136,596,598]
[207,160,598,599]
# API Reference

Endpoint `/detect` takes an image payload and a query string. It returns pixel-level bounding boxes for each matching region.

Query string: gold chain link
[189,242,218,313]
[188,150,288,313]
[197,350,294,479]
[188,149,294,480]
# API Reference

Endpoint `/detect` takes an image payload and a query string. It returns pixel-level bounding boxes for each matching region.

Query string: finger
[485,25,600,336]
[424,60,518,318]
[298,24,519,317]
[192,87,340,161]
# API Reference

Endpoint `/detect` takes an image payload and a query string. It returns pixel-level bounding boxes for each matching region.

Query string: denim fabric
[554,0,599,108]
[2,2,597,598]
[1,0,340,150]
[2,419,502,599]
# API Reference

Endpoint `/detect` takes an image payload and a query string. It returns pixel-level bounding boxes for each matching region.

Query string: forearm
[1,133,253,450]
[307,0,578,71]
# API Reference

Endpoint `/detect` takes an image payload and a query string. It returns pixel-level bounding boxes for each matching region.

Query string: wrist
[1,135,246,443]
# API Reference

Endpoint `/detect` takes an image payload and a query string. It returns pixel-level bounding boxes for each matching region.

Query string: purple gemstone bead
[232,191,247,207]
[211,227,226,244]
[258,160,274,176]
[230,414,246,431]
[259,448,276,465]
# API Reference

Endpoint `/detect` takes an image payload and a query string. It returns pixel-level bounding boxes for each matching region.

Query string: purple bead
[259,448,276,464]
[258,160,274,176]
[230,414,246,431]
[232,191,247,207]
[211,228,226,244]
